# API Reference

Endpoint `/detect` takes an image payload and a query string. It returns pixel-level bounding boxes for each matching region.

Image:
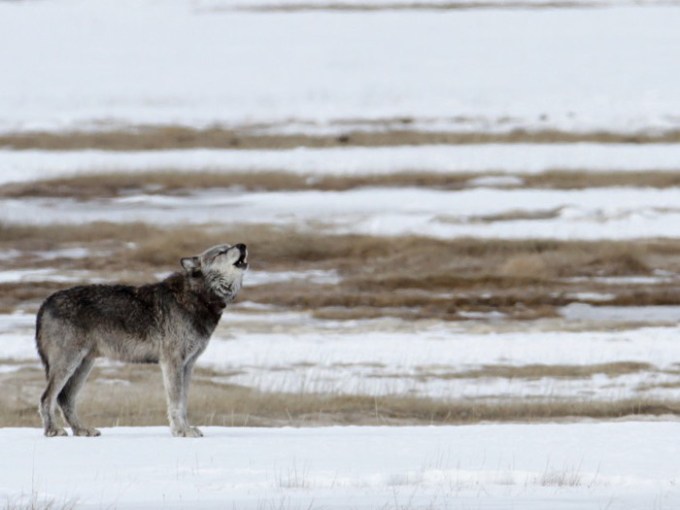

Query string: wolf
[36,243,248,438]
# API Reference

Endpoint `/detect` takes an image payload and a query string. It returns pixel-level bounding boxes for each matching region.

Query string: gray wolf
[36,243,248,437]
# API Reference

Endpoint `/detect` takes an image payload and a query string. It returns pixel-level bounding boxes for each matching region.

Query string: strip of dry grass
[0,221,660,271]
[2,125,680,151]
[414,362,654,381]
[0,171,473,199]
[5,170,680,201]
[3,222,680,318]
[2,363,678,429]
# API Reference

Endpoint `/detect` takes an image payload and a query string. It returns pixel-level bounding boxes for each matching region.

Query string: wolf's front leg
[160,359,202,437]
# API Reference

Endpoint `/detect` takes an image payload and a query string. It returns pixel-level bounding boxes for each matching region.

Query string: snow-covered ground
[2,144,680,185]
[3,423,680,510]
[199,0,680,9]
[2,0,680,507]
[4,309,680,401]
[1,1,679,133]
[8,185,680,240]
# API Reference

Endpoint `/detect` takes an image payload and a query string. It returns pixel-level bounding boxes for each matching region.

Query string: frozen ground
[3,423,680,510]
[1,0,679,133]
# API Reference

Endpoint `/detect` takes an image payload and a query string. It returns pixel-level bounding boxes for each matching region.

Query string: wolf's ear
[180,257,201,274]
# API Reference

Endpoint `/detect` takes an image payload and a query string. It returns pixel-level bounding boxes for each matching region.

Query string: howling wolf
[36,243,248,437]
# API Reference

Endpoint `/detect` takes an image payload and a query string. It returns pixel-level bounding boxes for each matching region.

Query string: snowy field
[4,423,680,510]
[4,144,680,184]
[4,305,680,401]
[3,0,680,508]
[1,1,679,133]
[10,185,680,239]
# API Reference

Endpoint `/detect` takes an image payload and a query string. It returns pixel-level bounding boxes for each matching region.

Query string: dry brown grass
[524,170,680,189]
[0,282,71,313]
[415,362,654,381]
[2,362,679,429]
[2,125,680,151]
[464,208,564,224]
[2,222,680,318]
[499,254,553,279]
[6,170,680,200]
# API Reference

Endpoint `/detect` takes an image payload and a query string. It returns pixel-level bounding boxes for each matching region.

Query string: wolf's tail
[35,302,49,378]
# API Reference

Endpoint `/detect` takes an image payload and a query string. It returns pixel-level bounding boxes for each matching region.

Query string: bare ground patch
[2,125,680,151]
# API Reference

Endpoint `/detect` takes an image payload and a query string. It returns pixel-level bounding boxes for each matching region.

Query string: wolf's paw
[45,428,68,437]
[172,426,203,438]
[74,427,101,437]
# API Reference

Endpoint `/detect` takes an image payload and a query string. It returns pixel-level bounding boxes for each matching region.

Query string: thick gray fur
[36,243,248,438]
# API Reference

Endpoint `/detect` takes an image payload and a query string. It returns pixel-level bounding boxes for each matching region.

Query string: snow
[0,269,106,285]
[566,275,680,285]
[1,1,679,133]
[3,144,680,185]
[2,1,680,507]
[155,269,341,286]
[199,0,674,9]
[8,186,680,240]
[2,423,680,509]
[200,322,680,400]
[560,303,680,324]
[4,309,680,400]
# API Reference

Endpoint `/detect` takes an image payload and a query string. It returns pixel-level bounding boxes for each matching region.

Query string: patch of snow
[565,292,616,302]
[566,275,678,285]
[0,249,22,261]
[560,304,680,324]
[36,247,93,260]
[0,365,23,374]
[0,269,107,284]
[2,423,680,509]
[155,269,341,286]
[467,175,525,188]
[457,310,507,320]
[245,269,341,286]
[2,144,680,185]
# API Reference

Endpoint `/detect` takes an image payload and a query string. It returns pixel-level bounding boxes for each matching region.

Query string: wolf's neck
[165,272,226,315]
[203,270,240,303]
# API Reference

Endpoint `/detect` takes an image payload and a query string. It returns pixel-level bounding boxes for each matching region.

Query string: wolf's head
[180,243,248,302]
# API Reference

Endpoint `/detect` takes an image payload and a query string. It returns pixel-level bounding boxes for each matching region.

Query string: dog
[36,243,248,437]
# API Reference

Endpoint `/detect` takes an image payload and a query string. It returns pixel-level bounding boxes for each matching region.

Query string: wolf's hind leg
[58,354,100,437]
[40,353,85,437]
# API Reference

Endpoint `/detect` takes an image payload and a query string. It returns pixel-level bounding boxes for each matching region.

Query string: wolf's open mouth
[234,247,248,269]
